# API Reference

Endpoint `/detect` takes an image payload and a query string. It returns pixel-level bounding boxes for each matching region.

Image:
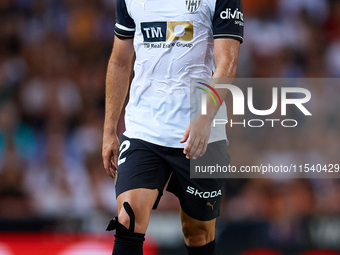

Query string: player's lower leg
[107,189,159,255]
[181,209,216,255]
[107,202,145,255]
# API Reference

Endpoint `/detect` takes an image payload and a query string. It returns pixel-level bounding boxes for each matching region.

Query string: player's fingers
[110,153,118,175]
[103,159,109,172]
[196,139,207,158]
[110,147,120,176]
[183,137,190,158]
[113,153,118,168]
[105,159,114,178]
[180,124,190,143]
[103,149,115,178]
[102,151,110,170]
[191,139,205,159]
[109,158,116,177]
[200,140,208,157]
[190,137,201,160]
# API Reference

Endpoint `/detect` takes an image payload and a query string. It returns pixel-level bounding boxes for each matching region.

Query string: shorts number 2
[118,140,131,166]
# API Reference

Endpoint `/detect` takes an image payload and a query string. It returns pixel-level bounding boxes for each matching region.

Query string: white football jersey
[115,0,244,148]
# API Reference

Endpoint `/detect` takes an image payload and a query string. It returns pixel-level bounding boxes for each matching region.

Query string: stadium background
[0,0,340,254]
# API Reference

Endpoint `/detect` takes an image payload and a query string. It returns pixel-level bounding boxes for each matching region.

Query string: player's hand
[102,132,120,178]
[180,116,211,160]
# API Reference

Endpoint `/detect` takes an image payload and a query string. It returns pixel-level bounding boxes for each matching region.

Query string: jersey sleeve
[114,0,136,40]
[213,0,244,43]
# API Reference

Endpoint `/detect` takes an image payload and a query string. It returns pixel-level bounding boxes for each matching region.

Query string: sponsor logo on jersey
[186,186,222,198]
[141,22,167,42]
[220,8,244,26]
[141,21,193,43]
[220,8,244,21]
[186,0,201,13]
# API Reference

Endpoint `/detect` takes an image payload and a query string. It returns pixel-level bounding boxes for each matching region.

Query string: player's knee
[117,202,147,233]
[182,220,208,237]
[117,210,132,230]
[108,201,137,232]
[185,233,208,247]
[182,222,211,247]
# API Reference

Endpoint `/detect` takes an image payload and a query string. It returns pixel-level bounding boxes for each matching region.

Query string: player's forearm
[201,39,240,122]
[200,57,238,122]
[104,59,132,134]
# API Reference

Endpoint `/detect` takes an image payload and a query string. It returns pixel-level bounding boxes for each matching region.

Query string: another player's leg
[107,188,159,255]
[181,208,217,255]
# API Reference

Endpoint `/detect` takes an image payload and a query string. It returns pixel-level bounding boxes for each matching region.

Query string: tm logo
[141,21,193,42]
[197,82,222,115]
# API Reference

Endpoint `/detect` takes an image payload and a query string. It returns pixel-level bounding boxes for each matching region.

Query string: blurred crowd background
[0,0,340,253]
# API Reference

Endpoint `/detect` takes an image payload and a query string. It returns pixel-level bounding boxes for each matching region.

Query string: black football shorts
[115,134,230,221]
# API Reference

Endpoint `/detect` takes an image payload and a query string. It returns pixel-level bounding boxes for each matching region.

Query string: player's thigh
[180,208,216,246]
[166,141,230,221]
[115,134,171,209]
[117,188,159,234]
